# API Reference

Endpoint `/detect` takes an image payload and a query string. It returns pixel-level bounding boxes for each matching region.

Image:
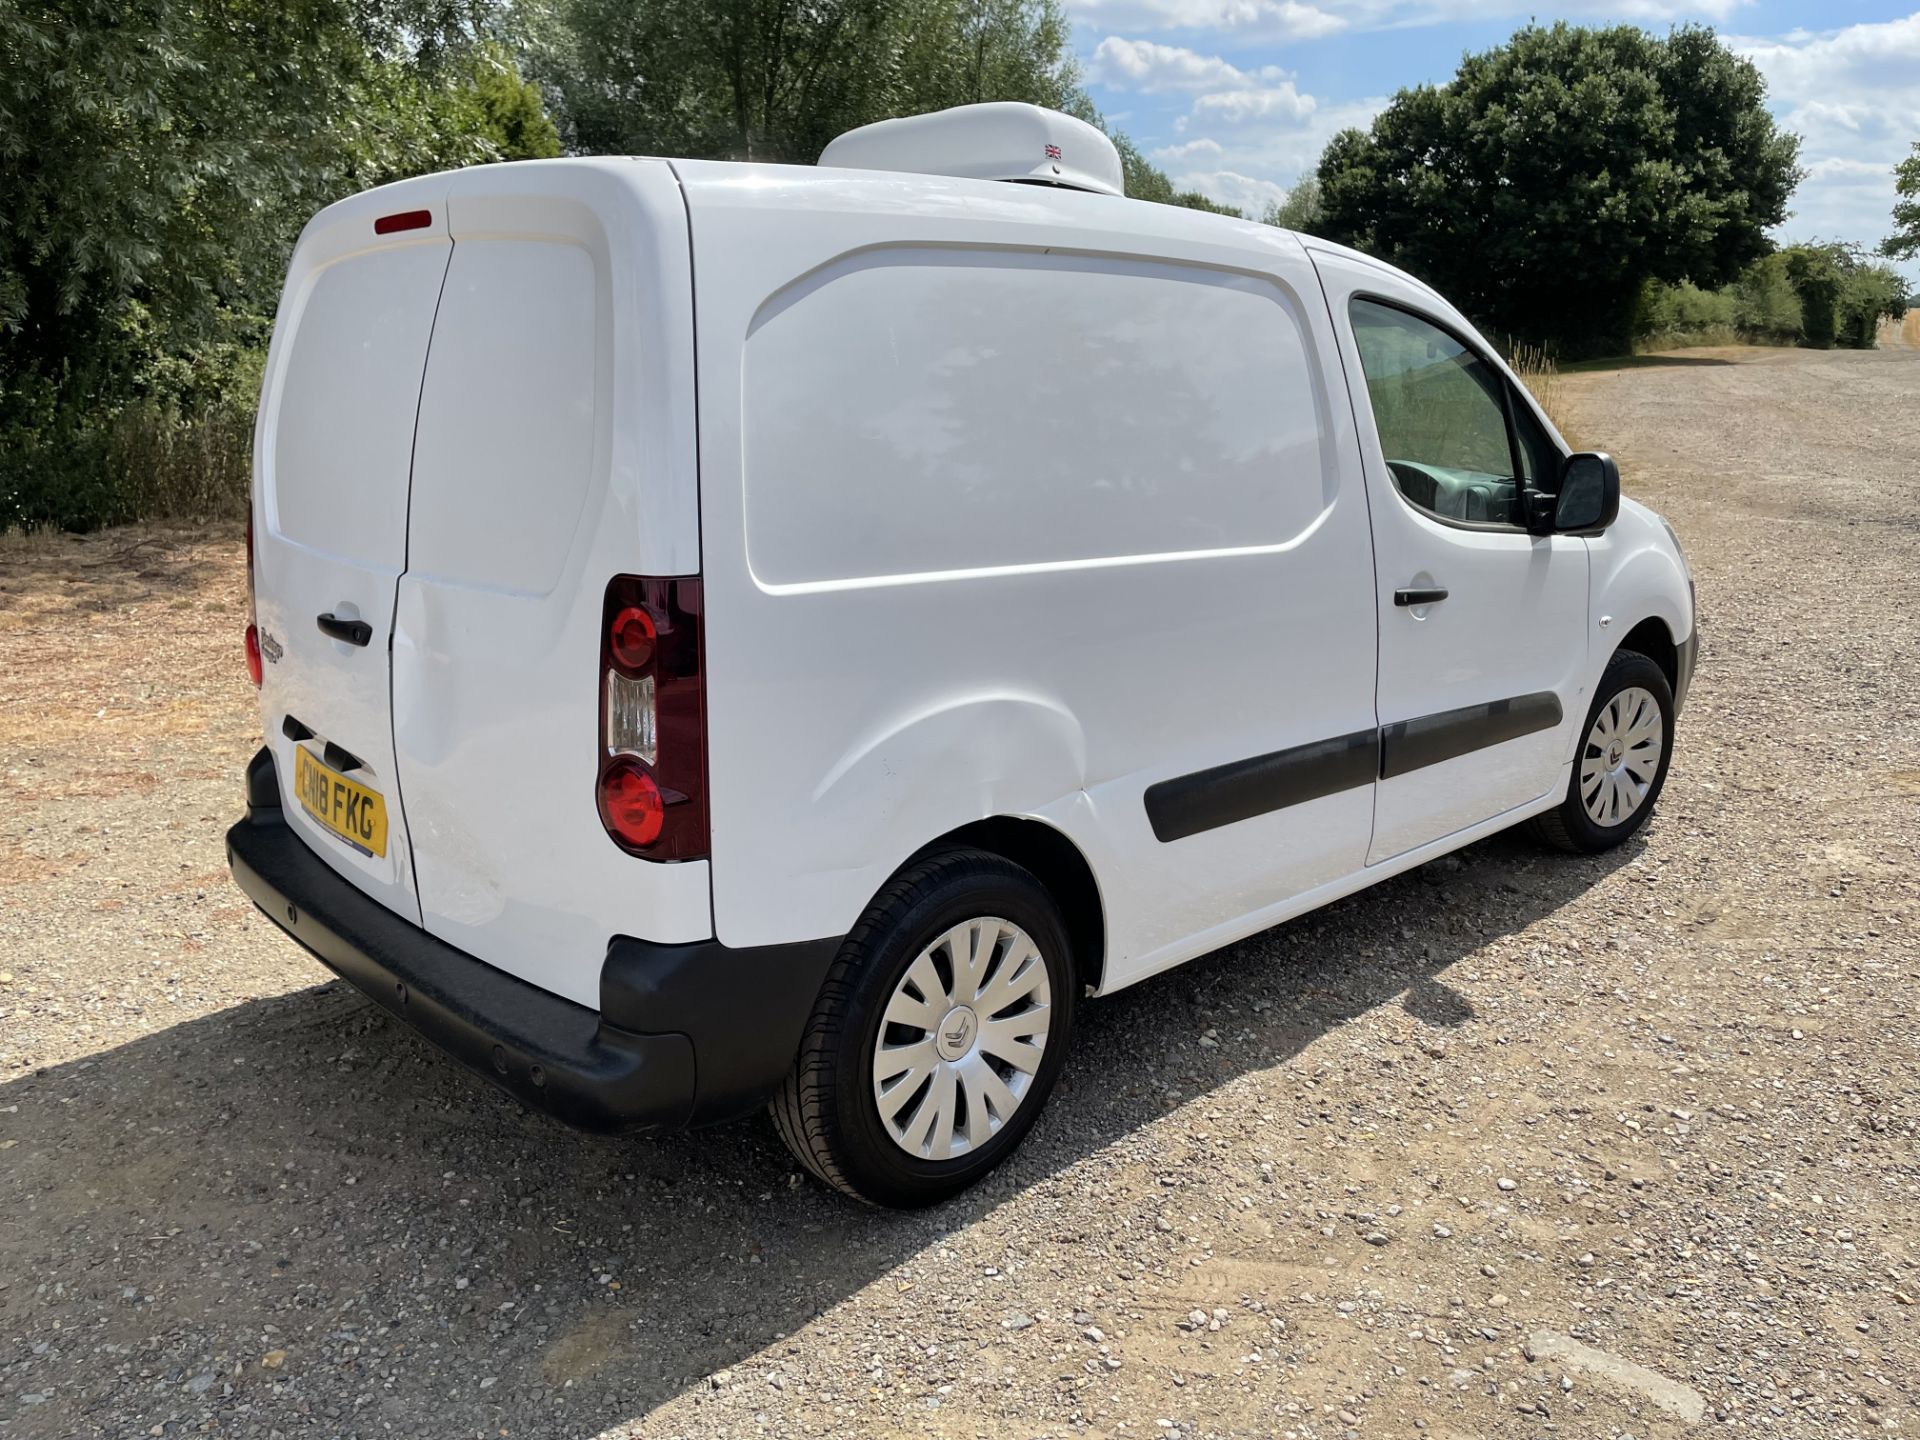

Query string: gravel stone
[3,345,1919,1436]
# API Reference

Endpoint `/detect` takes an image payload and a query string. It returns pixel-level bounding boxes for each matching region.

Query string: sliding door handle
[1394,586,1449,607]
[316,613,373,646]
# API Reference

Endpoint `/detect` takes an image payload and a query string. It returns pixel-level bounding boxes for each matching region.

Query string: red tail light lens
[598,760,665,848]
[609,605,657,672]
[595,575,707,860]
[244,511,261,687]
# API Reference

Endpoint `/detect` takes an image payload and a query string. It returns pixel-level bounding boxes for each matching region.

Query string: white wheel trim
[872,917,1052,1162]
[1581,685,1664,827]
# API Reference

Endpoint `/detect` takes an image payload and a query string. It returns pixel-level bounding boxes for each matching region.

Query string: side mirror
[1528,452,1620,534]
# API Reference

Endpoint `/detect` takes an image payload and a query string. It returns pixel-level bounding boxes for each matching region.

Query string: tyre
[1530,648,1675,854]
[771,847,1077,1207]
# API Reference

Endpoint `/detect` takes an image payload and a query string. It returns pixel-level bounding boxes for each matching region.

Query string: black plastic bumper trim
[601,932,842,1126]
[227,749,698,1133]
[1674,628,1698,714]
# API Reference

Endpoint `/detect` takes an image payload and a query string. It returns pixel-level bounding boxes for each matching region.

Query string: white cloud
[1064,0,1345,39]
[1067,0,1747,37]
[1077,2,1917,271]
[1152,137,1225,162]
[1091,35,1322,131]
[1170,169,1293,214]
[1192,84,1318,123]
[1734,15,1920,270]
[1164,96,1387,212]
[1088,37,1289,92]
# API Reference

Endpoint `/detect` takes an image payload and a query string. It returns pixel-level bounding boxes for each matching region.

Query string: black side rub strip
[1147,690,1565,843]
[1145,728,1377,843]
[1377,691,1562,780]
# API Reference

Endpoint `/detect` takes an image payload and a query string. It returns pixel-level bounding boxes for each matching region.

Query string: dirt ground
[2,343,1917,1439]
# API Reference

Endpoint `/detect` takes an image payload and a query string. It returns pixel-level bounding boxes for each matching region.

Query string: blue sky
[1074,2,1920,279]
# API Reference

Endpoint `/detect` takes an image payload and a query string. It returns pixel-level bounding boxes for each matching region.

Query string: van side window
[1510,386,1559,491]
[1350,299,1519,528]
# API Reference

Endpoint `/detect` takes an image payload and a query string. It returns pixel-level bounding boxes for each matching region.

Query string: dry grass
[1507,342,1573,443]
[0,525,247,755]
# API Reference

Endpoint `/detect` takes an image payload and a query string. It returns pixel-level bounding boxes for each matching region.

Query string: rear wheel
[771,848,1076,1207]
[1531,648,1675,853]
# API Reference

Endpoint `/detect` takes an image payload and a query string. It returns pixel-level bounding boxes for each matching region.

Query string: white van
[227,104,1696,1206]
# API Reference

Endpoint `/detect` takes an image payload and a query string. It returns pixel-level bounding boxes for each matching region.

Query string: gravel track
[2,343,1917,1438]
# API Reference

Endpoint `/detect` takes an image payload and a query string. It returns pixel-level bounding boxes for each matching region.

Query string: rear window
[407,239,600,595]
[741,249,1333,586]
[269,244,451,566]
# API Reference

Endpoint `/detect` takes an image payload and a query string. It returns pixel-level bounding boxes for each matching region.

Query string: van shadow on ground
[0,829,1638,1437]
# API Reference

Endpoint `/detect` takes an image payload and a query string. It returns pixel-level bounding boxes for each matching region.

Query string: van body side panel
[682,166,1380,984]
[389,161,709,1009]
[251,177,454,923]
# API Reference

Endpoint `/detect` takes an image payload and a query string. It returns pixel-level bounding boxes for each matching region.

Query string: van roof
[297,155,1442,324]
[671,154,1299,250]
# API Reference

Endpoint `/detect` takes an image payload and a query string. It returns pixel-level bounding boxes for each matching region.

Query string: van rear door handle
[316,613,373,646]
[1394,586,1449,607]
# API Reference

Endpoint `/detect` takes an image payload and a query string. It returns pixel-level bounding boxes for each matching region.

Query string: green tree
[461,45,565,162]
[535,0,1222,209]
[1315,23,1802,355]
[899,0,1079,116]
[1259,176,1321,233]
[537,0,936,161]
[1886,143,1920,261]
[0,0,533,527]
[1729,253,1802,343]
[1780,243,1907,349]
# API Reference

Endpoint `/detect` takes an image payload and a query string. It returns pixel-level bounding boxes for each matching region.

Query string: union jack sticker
[1045,144,1062,160]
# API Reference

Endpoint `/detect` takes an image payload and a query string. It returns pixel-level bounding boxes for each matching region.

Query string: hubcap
[1581,685,1664,828]
[872,917,1052,1161]
[935,1005,978,1061]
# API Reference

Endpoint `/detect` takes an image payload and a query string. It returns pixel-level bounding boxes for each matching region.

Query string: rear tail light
[598,760,665,848]
[596,576,707,860]
[244,511,262,687]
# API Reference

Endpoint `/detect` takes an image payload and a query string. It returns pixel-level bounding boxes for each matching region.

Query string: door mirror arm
[1522,489,1558,536]
[1534,452,1621,535]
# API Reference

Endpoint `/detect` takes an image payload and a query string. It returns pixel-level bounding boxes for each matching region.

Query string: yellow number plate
[294,747,388,858]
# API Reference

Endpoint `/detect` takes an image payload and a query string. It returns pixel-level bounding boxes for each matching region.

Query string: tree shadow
[0,827,1641,1436]
[1560,352,1743,374]
[0,525,241,617]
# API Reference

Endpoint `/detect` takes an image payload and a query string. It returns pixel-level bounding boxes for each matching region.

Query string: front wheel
[770,848,1077,1207]
[1531,648,1675,853]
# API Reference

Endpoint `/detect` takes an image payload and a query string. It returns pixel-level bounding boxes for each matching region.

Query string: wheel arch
[906,816,1107,994]
[1616,616,1678,696]
[1564,609,1687,765]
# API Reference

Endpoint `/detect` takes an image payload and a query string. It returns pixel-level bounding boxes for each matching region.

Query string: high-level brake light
[373,209,433,235]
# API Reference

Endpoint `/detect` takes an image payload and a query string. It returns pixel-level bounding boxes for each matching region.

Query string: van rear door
[389,160,710,1009]
[251,181,452,921]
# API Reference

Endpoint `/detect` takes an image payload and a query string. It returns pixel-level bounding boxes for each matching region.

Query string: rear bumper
[226,748,839,1133]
